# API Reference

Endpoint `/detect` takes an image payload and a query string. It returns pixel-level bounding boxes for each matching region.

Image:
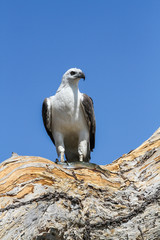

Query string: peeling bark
[0,128,160,240]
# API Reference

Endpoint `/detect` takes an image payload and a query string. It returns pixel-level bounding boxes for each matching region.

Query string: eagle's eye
[70,71,76,76]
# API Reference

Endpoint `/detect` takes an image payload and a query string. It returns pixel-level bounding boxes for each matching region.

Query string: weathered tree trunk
[0,129,160,240]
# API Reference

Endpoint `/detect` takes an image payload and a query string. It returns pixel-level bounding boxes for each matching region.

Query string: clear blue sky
[0,1,160,165]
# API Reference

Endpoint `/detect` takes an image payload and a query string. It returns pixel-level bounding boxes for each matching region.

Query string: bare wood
[0,128,160,240]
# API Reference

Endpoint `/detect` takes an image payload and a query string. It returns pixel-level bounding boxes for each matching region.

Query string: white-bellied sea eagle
[42,68,96,162]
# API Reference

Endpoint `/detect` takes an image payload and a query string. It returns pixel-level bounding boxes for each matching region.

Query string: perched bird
[42,68,96,162]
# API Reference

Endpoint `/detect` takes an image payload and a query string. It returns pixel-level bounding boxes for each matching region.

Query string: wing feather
[42,98,55,145]
[81,93,96,151]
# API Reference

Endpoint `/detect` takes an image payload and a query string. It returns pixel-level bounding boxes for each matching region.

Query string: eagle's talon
[55,158,59,163]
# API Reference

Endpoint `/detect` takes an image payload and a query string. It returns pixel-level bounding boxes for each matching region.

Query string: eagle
[42,68,96,162]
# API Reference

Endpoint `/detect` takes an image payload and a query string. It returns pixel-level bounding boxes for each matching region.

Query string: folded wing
[42,98,55,145]
[81,93,96,151]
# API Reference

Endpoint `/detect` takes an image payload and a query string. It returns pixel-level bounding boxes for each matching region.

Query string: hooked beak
[77,72,85,80]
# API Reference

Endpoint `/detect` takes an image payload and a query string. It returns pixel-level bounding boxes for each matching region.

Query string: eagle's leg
[55,132,65,163]
[78,131,89,162]
[79,154,84,162]
[60,151,65,163]
[56,146,65,162]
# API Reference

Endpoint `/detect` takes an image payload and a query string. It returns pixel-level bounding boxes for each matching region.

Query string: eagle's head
[62,68,85,83]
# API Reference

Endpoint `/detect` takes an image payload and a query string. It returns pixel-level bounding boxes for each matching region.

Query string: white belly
[50,88,88,135]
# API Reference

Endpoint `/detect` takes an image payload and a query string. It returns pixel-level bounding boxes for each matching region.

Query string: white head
[62,68,85,85]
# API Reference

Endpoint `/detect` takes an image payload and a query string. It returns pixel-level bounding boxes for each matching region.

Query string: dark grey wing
[81,93,96,151]
[42,98,55,145]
